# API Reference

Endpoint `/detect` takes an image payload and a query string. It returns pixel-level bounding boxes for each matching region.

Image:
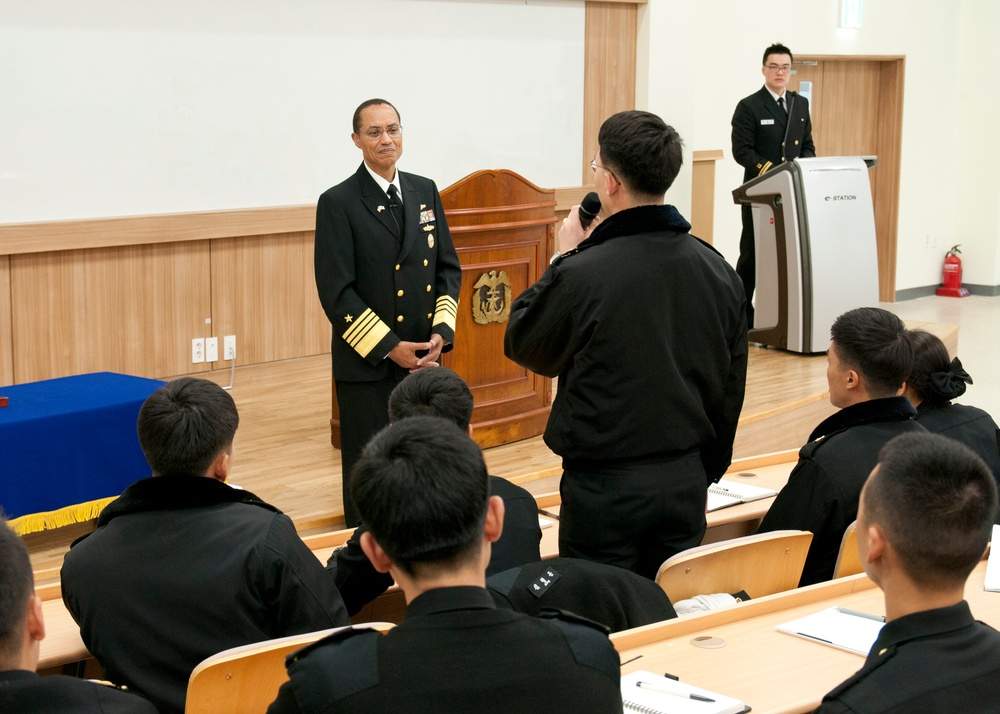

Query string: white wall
[639,0,999,292]
[0,0,584,222]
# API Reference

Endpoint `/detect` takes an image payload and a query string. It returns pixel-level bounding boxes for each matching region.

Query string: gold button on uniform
[427,313,432,319]
[397,316,404,323]
[794,140,800,145]
[426,285,432,292]
[395,264,400,271]
[423,259,428,267]
[397,290,404,297]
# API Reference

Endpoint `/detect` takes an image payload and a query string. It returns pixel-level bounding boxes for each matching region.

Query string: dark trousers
[736,203,755,326]
[558,453,708,580]
[336,368,407,526]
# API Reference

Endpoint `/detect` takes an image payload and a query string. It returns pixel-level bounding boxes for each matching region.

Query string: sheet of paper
[777,606,885,656]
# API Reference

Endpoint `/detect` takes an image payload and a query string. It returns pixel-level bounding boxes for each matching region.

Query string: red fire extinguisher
[936,244,970,298]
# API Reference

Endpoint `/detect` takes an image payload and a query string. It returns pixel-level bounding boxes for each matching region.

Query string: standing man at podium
[315,98,462,525]
[732,43,815,324]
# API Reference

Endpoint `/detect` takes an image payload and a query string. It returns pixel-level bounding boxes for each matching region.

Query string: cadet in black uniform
[505,110,747,579]
[268,418,623,714]
[1,518,156,713]
[816,433,1000,713]
[758,308,926,585]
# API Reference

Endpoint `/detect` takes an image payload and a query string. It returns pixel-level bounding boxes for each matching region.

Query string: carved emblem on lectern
[471,270,512,325]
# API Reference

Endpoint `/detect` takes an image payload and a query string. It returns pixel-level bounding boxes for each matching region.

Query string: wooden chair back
[185,623,394,714]
[655,530,813,602]
[833,521,863,578]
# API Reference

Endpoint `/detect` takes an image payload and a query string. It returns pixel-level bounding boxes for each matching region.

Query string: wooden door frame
[796,55,905,302]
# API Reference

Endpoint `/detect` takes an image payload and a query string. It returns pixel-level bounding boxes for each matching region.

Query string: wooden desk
[612,559,1000,714]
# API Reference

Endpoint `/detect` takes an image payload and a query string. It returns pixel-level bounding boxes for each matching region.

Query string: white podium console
[733,156,879,354]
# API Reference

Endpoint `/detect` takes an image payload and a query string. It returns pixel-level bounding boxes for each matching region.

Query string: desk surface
[612,560,998,714]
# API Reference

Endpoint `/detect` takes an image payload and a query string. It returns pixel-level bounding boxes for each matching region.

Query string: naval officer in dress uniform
[314,99,462,525]
[731,43,815,325]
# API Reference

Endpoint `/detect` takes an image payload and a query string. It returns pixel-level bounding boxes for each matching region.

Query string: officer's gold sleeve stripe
[343,309,390,358]
[433,296,458,331]
[758,161,773,176]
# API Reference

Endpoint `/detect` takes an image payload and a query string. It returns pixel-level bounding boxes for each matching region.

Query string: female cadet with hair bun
[903,330,1000,504]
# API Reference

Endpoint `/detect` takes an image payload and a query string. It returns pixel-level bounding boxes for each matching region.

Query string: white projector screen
[0,0,585,222]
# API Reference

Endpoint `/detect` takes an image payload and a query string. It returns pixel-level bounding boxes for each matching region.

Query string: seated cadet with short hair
[758,307,926,585]
[0,518,156,713]
[268,417,623,713]
[815,433,1000,713]
[329,367,542,615]
[61,378,349,714]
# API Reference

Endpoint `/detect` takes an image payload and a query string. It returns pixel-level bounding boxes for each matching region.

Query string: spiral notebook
[706,479,778,512]
[621,670,746,714]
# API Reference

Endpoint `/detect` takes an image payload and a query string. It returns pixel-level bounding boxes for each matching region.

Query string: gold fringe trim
[7,497,115,536]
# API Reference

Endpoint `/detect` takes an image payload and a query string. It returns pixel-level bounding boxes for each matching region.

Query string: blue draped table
[0,372,165,533]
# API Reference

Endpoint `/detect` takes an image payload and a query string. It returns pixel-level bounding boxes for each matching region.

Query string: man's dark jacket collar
[578,204,726,260]
[406,586,497,619]
[95,474,279,528]
[808,396,916,443]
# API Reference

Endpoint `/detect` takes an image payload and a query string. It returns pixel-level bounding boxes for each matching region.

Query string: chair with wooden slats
[833,521,863,579]
[185,623,394,714]
[654,530,814,602]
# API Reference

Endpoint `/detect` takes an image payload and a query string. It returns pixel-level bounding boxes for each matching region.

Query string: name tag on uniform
[760,119,775,125]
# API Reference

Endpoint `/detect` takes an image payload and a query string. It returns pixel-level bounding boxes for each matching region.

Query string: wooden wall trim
[0,205,316,256]
[0,189,593,257]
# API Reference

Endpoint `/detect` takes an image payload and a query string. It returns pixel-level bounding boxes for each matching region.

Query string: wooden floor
[23,319,955,577]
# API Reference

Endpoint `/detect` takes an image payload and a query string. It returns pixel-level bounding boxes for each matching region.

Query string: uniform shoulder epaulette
[539,608,619,680]
[286,625,379,665]
[539,607,610,635]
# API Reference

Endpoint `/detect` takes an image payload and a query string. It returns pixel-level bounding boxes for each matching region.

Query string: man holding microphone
[505,111,748,579]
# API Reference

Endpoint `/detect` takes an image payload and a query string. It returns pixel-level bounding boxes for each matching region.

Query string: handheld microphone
[579,192,602,230]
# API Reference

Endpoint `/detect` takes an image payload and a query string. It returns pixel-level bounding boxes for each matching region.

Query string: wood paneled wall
[210,232,331,367]
[0,257,13,386]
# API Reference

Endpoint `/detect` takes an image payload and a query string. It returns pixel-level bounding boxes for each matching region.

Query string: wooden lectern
[330,169,555,449]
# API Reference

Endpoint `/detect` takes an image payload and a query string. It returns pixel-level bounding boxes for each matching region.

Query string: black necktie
[777,96,787,114]
[387,185,403,241]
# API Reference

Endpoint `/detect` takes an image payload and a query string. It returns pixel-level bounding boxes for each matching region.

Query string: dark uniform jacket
[486,556,676,633]
[915,400,1000,495]
[814,601,1000,713]
[0,670,157,714]
[61,475,350,714]
[758,397,926,586]
[504,204,747,480]
[732,85,816,181]
[328,475,543,615]
[267,586,623,713]
[315,163,462,382]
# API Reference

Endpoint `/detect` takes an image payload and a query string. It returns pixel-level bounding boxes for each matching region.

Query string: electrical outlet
[224,335,236,361]
[192,338,205,364]
[205,337,219,363]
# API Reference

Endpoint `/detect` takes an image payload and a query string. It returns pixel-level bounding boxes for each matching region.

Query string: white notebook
[621,670,745,714]
[706,479,778,512]
[984,525,1000,592]
[777,606,885,656]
